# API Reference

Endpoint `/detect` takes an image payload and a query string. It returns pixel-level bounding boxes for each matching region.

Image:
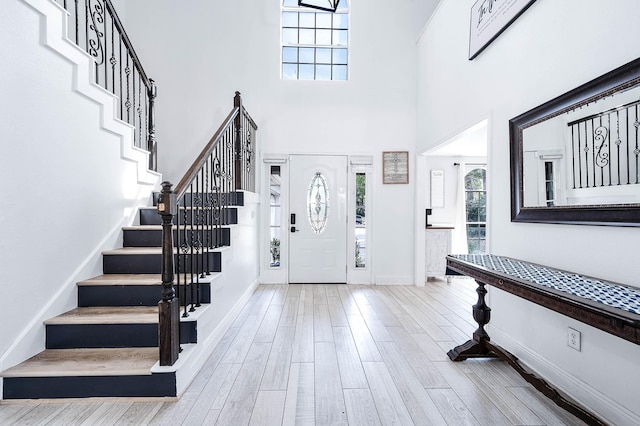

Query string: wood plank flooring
[0,279,587,425]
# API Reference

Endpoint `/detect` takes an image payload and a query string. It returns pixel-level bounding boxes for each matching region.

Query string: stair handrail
[173,108,238,198]
[157,92,258,366]
[54,0,157,170]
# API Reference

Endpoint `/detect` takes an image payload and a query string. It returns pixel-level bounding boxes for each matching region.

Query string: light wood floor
[0,279,587,425]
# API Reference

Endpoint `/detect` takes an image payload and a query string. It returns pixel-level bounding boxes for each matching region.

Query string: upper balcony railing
[568,99,640,190]
[54,0,157,170]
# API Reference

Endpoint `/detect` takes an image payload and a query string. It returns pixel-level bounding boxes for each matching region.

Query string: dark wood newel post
[234,91,243,190]
[148,79,157,172]
[157,181,179,366]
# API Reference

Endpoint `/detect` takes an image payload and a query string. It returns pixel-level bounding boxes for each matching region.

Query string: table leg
[447,280,496,361]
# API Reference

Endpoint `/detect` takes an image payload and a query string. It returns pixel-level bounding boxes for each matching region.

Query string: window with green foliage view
[355,173,366,268]
[465,168,487,254]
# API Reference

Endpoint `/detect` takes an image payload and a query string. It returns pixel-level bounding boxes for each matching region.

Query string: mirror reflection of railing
[53,0,157,170]
[568,99,640,190]
[510,57,640,226]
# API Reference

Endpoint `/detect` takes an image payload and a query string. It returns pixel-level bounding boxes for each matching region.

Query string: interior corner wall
[417,0,640,422]
[0,0,158,372]
[121,0,421,285]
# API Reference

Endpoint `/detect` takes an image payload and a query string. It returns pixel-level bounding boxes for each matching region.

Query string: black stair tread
[102,246,229,255]
[122,224,236,230]
[1,348,157,378]
[139,206,239,211]
[44,307,158,325]
[77,274,162,286]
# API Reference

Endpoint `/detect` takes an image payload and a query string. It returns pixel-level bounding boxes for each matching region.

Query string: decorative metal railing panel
[157,92,257,365]
[53,0,157,170]
[569,100,640,189]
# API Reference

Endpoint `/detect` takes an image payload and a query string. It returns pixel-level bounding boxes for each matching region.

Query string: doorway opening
[424,119,489,255]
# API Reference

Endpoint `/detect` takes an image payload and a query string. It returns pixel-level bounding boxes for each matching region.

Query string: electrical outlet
[567,327,581,351]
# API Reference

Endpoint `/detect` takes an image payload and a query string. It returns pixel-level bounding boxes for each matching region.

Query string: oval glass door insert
[307,172,330,234]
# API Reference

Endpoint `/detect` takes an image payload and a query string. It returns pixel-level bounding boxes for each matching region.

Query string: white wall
[122,0,421,285]
[0,0,159,378]
[418,0,640,423]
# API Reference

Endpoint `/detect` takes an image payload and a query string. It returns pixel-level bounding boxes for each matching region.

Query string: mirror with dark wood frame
[509,57,640,226]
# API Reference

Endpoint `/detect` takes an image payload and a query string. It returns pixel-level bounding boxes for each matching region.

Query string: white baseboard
[375,275,414,285]
[490,327,640,426]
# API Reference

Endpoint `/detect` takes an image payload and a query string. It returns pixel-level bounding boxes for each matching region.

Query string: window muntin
[282,0,349,81]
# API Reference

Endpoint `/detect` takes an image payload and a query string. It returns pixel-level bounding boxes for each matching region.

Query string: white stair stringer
[21,0,159,185]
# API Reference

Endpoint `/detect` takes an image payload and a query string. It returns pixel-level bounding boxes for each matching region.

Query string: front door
[289,155,347,283]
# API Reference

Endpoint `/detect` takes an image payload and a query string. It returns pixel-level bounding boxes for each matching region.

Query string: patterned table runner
[450,254,640,315]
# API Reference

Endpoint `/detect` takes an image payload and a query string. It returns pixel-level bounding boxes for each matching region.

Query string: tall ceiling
[410,0,442,39]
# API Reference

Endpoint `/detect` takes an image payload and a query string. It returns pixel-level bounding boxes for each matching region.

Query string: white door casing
[289,155,347,283]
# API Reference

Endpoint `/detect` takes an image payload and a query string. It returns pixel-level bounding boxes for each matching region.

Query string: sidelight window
[270,166,282,267]
[355,173,366,268]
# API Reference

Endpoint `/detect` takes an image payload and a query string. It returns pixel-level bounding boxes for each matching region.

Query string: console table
[446,254,640,426]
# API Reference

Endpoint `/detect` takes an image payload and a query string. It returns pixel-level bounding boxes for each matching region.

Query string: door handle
[291,226,299,232]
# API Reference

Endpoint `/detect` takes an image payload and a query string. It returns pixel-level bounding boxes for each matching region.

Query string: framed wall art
[382,151,409,184]
[469,0,536,60]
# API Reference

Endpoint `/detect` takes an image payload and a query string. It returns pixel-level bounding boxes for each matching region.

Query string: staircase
[1,195,243,399]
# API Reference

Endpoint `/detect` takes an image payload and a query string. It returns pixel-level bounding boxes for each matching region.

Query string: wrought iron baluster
[181,196,189,318]
[132,68,137,146]
[577,123,583,188]
[583,121,589,188]
[110,17,115,95]
[118,36,123,120]
[125,54,131,124]
[216,151,221,249]
[607,114,612,185]
[625,108,631,184]
[635,104,639,184]
[615,110,621,185]
[86,0,105,84]
[84,0,89,65]
[590,119,596,187]
[74,0,79,45]
[138,73,143,149]
[148,80,157,170]
[189,183,196,313]
[204,158,211,274]
[195,172,203,307]
[103,1,107,88]
[571,125,576,189]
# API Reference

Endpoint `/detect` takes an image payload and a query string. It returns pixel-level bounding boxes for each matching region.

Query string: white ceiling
[411,0,442,38]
